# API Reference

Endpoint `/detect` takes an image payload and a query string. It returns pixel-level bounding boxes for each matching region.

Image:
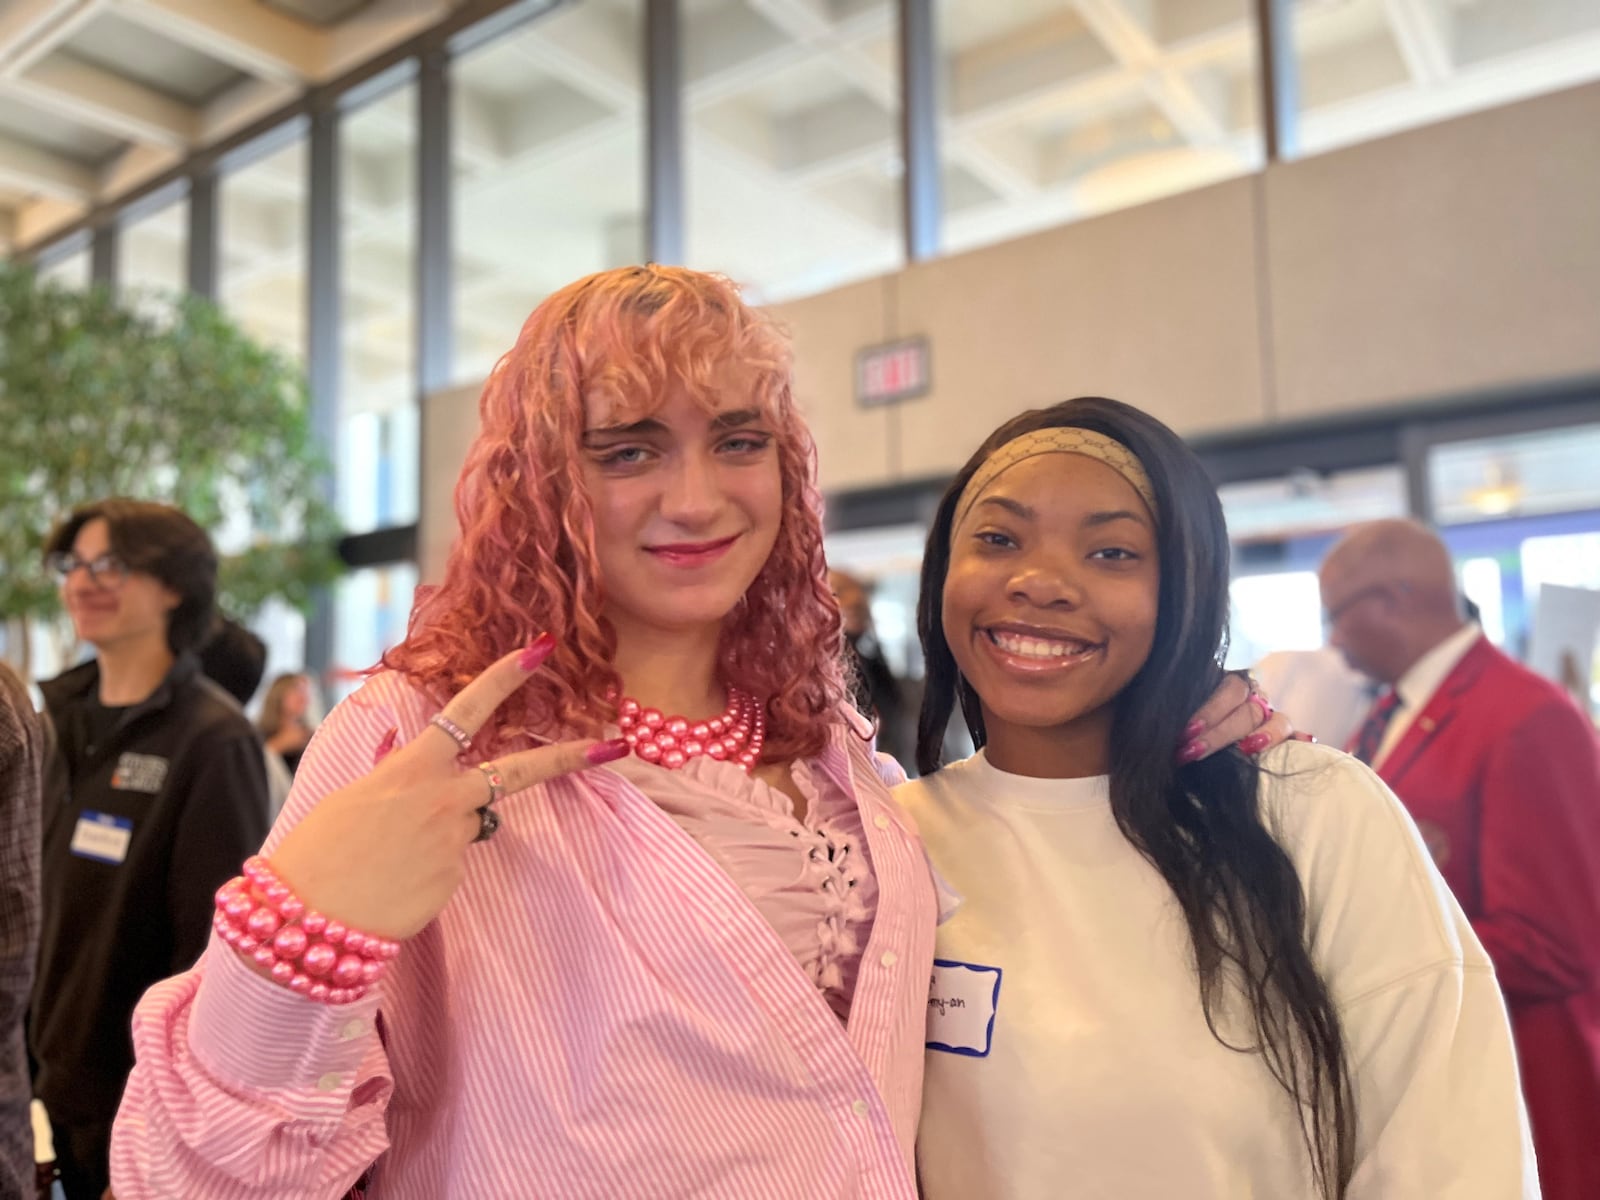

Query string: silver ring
[475,761,505,807]
[429,713,474,755]
[473,805,501,843]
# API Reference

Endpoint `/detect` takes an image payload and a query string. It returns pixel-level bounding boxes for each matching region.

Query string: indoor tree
[0,263,341,674]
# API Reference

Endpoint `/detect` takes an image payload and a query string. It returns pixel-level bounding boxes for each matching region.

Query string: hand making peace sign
[261,639,627,943]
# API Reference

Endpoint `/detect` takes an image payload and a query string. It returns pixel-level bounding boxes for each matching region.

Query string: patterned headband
[951,427,1158,545]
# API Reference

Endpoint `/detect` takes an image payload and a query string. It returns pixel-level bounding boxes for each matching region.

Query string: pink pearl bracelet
[212,856,400,1005]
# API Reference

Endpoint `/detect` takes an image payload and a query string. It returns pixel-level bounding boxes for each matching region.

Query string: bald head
[1322,520,1457,606]
[1320,519,1465,684]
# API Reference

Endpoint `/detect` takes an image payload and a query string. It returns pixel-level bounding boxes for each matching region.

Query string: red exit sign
[855,337,930,407]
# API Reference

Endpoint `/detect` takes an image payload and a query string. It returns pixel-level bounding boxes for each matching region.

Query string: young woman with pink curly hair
[106,265,1279,1200]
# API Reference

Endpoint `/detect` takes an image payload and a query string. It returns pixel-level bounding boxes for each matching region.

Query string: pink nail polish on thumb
[373,727,399,764]
[585,738,630,766]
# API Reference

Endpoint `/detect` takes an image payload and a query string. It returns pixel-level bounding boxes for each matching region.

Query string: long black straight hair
[915,397,1355,1198]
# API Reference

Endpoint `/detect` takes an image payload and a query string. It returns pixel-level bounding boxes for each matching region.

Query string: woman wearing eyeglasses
[33,498,271,1200]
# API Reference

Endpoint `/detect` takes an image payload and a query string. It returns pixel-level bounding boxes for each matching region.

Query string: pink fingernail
[585,738,630,766]
[1240,731,1272,756]
[372,727,398,764]
[519,633,556,671]
[1175,738,1207,765]
[1184,717,1207,739]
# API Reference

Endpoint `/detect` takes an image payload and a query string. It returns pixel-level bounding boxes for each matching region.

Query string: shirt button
[316,1072,343,1092]
[851,1099,870,1118]
[873,815,890,830]
[340,1018,369,1041]
[880,951,898,967]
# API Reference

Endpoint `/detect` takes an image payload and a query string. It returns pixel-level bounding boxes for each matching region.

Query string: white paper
[1528,584,1600,701]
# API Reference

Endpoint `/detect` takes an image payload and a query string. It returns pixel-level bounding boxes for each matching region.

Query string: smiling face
[942,452,1160,775]
[60,518,180,655]
[580,363,784,646]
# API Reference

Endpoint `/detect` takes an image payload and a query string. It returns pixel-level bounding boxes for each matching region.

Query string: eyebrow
[581,407,768,445]
[977,496,1036,521]
[1083,509,1150,529]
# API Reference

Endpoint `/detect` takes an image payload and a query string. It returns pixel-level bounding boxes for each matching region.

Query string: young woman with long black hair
[898,398,1536,1199]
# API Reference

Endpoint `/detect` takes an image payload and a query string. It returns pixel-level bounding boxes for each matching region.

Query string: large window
[35,243,90,290]
[330,562,419,702]
[341,79,420,533]
[219,132,309,364]
[1427,421,1600,696]
[936,0,1262,256]
[1429,423,1600,526]
[684,0,902,303]
[1291,0,1600,157]
[218,132,312,686]
[118,188,187,314]
[1221,465,1407,669]
[450,3,647,384]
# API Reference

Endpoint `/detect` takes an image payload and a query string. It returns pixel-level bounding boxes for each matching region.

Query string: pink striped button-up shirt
[109,671,935,1199]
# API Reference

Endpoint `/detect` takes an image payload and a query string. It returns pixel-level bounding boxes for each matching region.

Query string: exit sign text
[855,337,930,408]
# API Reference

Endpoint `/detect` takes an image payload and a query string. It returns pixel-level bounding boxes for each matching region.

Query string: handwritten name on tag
[927,959,1002,1057]
[70,812,133,865]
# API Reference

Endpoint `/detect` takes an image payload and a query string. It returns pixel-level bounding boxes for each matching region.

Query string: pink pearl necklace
[615,686,766,772]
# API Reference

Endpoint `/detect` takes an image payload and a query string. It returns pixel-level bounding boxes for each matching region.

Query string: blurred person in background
[0,663,40,1200]
[1321,517,1600,1200]
[31,499,270,1200]
[1252,593,1484,750]
[257,672,316,776]
[199,619,293,820]
[830,570,912,767]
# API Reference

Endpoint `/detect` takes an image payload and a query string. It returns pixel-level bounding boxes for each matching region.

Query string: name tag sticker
[70,812,133,865]
[927,958,1002,1057]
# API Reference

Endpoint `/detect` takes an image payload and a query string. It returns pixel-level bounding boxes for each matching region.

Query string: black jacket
[31,653,269,1125]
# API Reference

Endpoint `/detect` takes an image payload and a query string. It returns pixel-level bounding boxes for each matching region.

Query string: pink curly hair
[383,264,848,762]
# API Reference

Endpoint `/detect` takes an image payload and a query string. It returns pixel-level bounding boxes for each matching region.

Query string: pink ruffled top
[606,748,879,1023]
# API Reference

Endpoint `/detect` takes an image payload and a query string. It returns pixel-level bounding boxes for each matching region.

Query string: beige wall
[773,80,1600,489]
[420,81,1600,573]
[419,382,482,581]
[1264,82,1600,419]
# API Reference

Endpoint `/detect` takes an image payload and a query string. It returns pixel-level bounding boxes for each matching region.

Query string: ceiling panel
[61,11,249,105]
[0,95,122,163]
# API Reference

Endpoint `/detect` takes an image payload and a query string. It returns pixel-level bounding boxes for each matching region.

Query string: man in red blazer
[1322,519,1600,1200]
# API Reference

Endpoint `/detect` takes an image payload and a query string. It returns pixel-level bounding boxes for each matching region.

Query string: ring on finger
[429,713,474,755]
[475,761,505,807]
[473,805,501,843]
[1247,691,1274,724]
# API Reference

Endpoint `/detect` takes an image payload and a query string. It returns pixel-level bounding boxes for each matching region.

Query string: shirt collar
[39,652,199,719]
[1395,623,1482,712]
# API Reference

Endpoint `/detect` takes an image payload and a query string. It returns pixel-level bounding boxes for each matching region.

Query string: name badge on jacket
[71,812,133,864]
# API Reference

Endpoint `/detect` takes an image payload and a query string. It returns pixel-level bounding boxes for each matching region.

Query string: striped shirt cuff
[190,935,384,1095]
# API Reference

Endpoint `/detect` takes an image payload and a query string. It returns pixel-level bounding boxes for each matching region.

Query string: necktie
[1349,690,1402,765]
